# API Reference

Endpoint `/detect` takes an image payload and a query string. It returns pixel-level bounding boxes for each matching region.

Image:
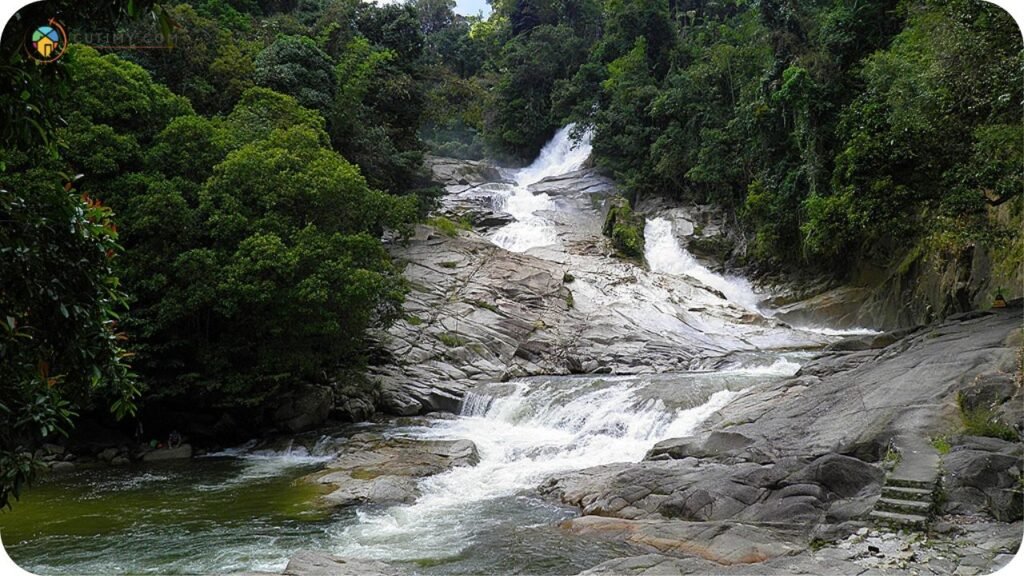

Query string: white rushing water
[330,358,801,561]
[491,125,593,253]
[644,217,761,311]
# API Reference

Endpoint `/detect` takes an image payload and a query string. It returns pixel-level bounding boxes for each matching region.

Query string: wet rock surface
[301,433,478,508]
[542,310,1022,574]
[364,156,1021,574]
[372,158,826,416]
[542,453,881,528]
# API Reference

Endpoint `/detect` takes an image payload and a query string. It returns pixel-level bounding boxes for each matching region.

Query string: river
[0,126,864,575]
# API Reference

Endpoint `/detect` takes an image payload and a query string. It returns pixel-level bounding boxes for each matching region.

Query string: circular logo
[28,20,67,63]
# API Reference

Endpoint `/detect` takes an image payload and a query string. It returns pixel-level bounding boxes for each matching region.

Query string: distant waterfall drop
[644,217,761,311]
[491,125,593,253]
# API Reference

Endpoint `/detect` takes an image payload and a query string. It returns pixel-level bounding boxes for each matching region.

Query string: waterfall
[491,125,593,253]
[644,217,761,312]
[330,359,801,561]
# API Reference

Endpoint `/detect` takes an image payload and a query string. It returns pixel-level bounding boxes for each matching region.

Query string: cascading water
[2,126,846,576]
[644,217,761,311]
[328,359,801,563]
[491,125,593,253]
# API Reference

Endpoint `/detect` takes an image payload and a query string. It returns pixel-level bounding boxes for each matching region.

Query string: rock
[941,437,1023,521]
[424,155,503,187]
[824,328,919,352]
[303,436,478,509]
[380,387,423,416]
[98,447,119,462]
[563,516,799,565]
[272,385,333,433]
[694,310,1022,461]
[543,454,880,528]
[773,286,872,330]
[42,443,65,456]
[789,454,883,499]
[282,551,397,576]
[110,456,130,466]
[958,372,1017,413]
[49,461,75,473]
[646,431,755,462]
[333,395,374,422]
[602,195,645,259]
[142,444,193,462]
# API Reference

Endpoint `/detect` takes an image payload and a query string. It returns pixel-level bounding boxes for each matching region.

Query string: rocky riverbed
[7,142,1020,576]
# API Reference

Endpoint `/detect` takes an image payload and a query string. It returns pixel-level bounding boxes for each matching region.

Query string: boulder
[98,447,119,462]
[958,372,1017,413]
[543,454,880,528]
[941,438,1023,521]
[272,385,333,433]
[303,436,479,509]
[142,444,193,462]
[49,461,75,473]
[282,551,397,576]
[788,453,883,499]
[42,443,65,456]
[646,432,755,462]
[562,516,799,565]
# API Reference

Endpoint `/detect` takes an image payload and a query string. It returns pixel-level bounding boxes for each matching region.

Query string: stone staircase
[868,435,940,530]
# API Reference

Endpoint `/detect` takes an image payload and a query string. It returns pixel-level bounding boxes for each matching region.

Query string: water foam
[491,125,593,253]
[644,217,761,311]
[326,363,804,561]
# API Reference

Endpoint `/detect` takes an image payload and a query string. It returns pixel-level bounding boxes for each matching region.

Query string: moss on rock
[603,196,645,260]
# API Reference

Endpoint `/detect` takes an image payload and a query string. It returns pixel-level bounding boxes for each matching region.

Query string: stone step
[876,497,933,515]
[881,485,933,502]
[885,476,935,491]
[869,509,929,529]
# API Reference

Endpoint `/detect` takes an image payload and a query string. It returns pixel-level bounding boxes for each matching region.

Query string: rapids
[1,126,855,575]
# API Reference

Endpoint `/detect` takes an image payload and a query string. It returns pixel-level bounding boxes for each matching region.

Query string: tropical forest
[0,0,1022,574]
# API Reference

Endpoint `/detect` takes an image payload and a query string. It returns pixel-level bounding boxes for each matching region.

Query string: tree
[253,35,337,115]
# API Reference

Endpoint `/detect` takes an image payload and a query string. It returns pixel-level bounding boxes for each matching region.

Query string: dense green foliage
[1,0,434,506]
[2,0,1021,509]
[452,0,1022,276]
[0,0,166,510]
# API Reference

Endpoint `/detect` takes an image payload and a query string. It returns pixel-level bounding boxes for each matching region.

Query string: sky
[377,1,492,18]
[453,0,491,17]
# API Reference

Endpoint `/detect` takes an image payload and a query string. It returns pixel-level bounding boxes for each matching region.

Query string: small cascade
[644,217,761,311]
[491,125,593,253]
[331,359,801,561]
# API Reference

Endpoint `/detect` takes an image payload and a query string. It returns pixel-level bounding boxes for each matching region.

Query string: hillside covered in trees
[2,0,1021,514]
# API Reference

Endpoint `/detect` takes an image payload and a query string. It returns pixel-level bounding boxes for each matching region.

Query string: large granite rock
[562,516,800,565]
[542,454,880,529]
[301,433,478,508]
[692,309,1022,461]
[424,155,504,187]
[372,167,827,416]
[941,435,1023,521]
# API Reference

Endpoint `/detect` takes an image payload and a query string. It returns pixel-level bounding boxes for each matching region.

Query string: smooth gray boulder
[302,436,478,509]
[941,436,1023,521]
[542,454,881,528]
